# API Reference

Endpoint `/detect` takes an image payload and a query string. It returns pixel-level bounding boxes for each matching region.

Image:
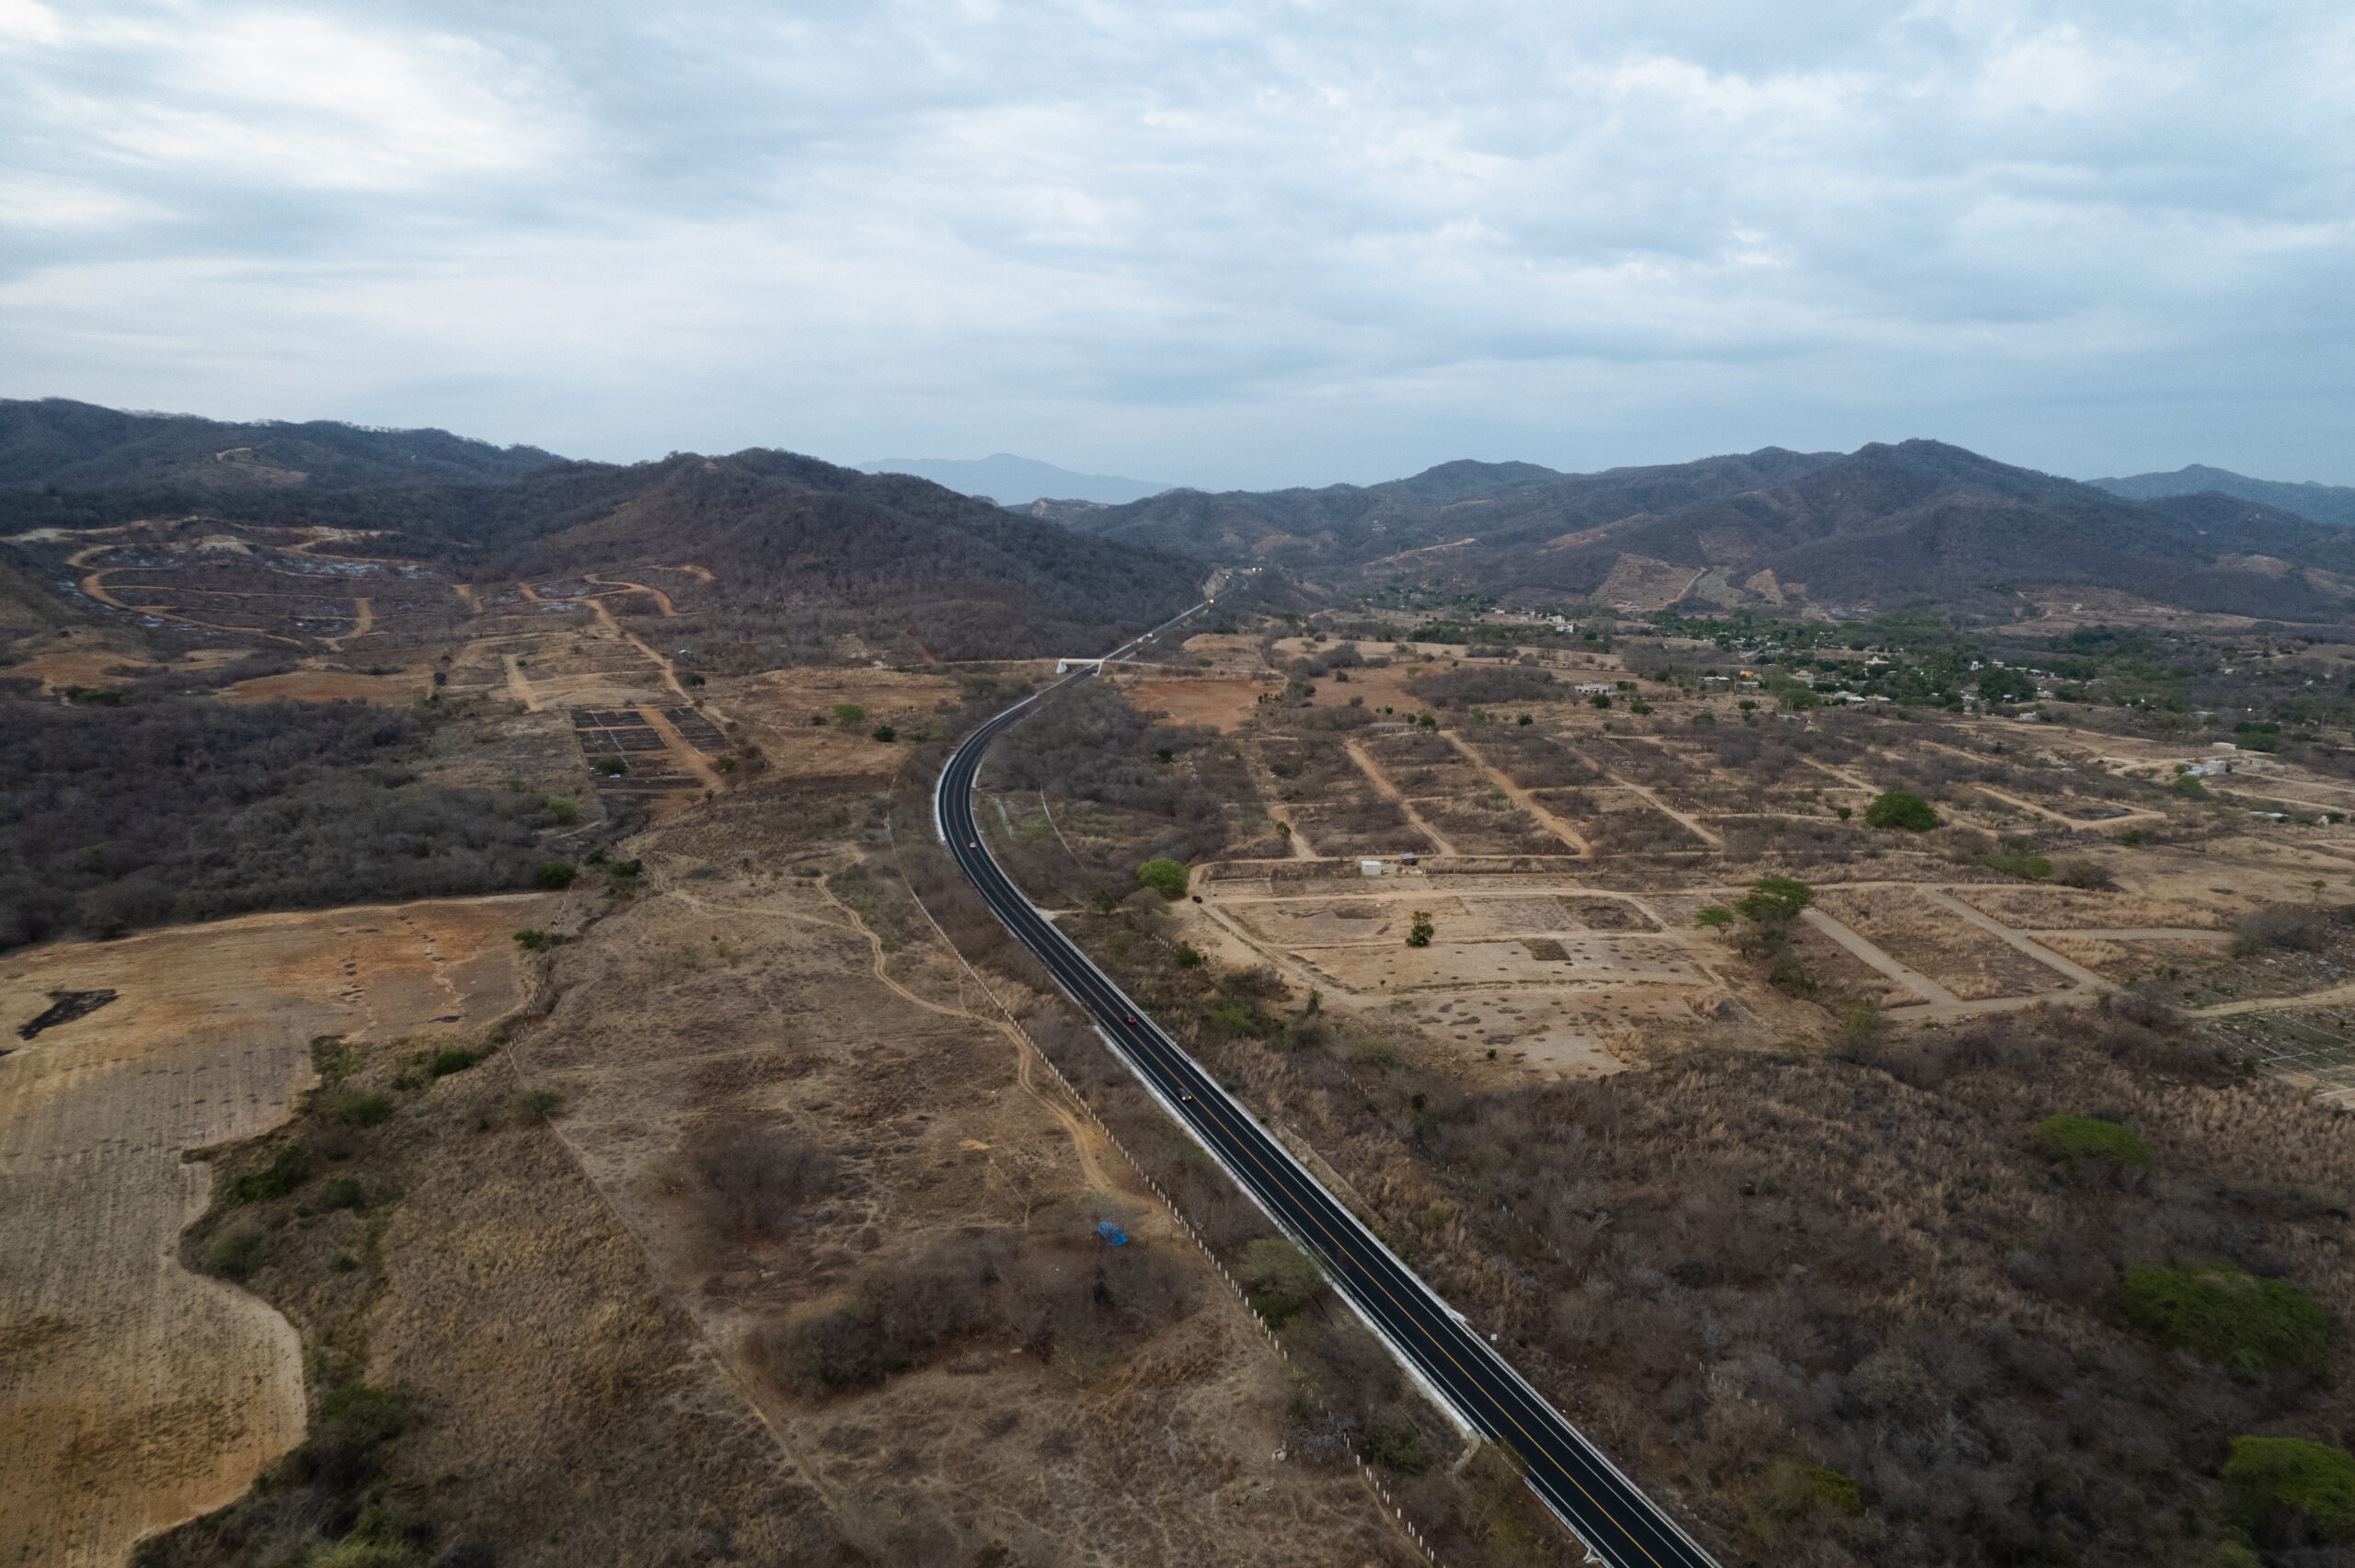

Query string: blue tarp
[1095,1221,1128,1246]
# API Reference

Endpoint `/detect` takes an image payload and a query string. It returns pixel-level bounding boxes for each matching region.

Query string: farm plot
[1942,885,2230,932]
[0,896,547,1567]
[1404,794,1561,855]
[1534,787,1712,856]
[1813,887,2072,1001]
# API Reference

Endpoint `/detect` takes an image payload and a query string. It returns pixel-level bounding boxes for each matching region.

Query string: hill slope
[0,402,1209,663]
[2090,464,2355,529]
[0,397,562,491]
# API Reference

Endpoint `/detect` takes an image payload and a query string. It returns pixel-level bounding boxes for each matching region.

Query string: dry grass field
[0,895,550,1566]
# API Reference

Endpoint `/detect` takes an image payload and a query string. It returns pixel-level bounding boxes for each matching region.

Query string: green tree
[2224,1436,2355,1544]
[1694,905,1735,937]
[1136,858,1188,899]
[1235,1236,1324,1326]
[1406,910,1434,947]
[1735,876,1815,925]
[832,703,866,726]
[2123,1263,2329,1376]
[1865,791,1940,831]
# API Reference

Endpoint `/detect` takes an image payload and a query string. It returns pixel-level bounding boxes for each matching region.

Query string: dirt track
[0,896,550,1566]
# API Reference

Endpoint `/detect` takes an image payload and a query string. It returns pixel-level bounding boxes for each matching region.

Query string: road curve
[933,608,1719,1568]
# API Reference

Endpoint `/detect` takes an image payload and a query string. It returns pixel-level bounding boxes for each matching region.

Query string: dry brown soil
[1119,677,1270,731]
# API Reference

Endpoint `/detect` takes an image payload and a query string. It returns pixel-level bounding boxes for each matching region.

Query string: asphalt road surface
[933,612,1719,1568]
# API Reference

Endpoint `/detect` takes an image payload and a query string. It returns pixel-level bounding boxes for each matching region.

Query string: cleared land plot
[1943,885,2229,932]
[1814,887,2071,1001]
[2036,933,2230,983]
[729,668,961,780]
[1534,787,1712,855]
[1406,795,1559,855]
[1120,677,1269,731]
[0,896,546,1567]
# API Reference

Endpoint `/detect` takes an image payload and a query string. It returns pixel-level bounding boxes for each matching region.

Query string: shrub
[608,859,642,877]
[1234,1236,1324,1327]
[203,1217,268,1278]
[690,1124,836,1238]
[320,1383,410,1447]
[1866,791,1940,831]
[1136,858,1189,899]
[511,1088,564,1124]
[2121,1262,2329,1375]
[512,928,548,951]
[1980,848,2052,881]
[2224,1436,2355,1544]
[2172,773,2211,799]
[1802,1466,1865,1516]
[535,862,578,890]
[336,1093,394,1127]
[2234,905,2331,956]
[322,1176,366,1211]
[231,1144,309,1203]
[308,1542,426,1568]
[1365,1421,1428,1474]
[833,703,866,726]
[592,756,626,776]
[2034,1115,2151,1167]
[1174,943,1205,968]
[870,725,897,743]
[2055,857,2116,890]
[424,1047,479,1079]
[545,796,578,825]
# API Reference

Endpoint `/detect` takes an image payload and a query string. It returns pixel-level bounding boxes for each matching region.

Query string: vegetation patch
[2224,1435,2355,1546]
[1865,791,1940,831]
[2033,1114,2152,1167]
[2121,1261,2330,1375]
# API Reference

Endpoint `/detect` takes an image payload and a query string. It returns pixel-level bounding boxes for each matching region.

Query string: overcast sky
[2,0,2349,490]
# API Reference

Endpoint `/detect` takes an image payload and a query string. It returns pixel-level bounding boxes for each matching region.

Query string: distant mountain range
[0,400,1206,662]
[0,396,559,490]
[8,397,2353,639]
[1053,441,2355,622]
[855,453,1170,506]
[2090,464,2355,529]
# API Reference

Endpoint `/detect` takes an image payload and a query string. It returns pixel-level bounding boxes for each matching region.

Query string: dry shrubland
[1056,878,2355,1566]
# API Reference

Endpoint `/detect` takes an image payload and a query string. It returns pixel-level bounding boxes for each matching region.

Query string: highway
[932,605,1719,1568]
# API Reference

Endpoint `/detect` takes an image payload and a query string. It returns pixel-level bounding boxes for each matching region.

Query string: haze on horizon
[0,0,2348,493]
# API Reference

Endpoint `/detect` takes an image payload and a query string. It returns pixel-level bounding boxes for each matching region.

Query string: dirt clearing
[1119,677,1270,731]
[219,666,428,705]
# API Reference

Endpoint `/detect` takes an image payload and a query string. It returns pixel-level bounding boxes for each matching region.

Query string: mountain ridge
[856,452,1171,506]
[2090,463,2355,529]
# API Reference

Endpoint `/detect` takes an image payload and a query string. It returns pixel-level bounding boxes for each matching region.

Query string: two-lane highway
[933,617,1719,1568]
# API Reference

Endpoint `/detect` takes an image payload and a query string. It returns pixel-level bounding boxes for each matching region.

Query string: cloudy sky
[2,0,2349,490]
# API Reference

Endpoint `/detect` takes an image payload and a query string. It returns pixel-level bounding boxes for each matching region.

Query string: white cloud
[0,0,2349,486]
